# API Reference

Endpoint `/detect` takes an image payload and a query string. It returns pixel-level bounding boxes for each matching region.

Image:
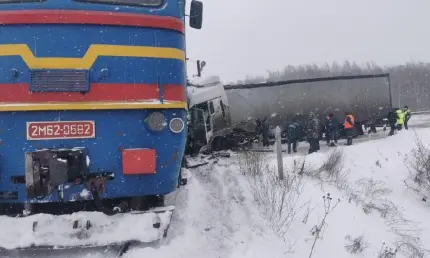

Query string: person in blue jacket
[286,117,302,154]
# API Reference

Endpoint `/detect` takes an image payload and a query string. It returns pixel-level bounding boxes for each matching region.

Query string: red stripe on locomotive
[0,83,185,102]
[0,10,184,33]
[163,84,186,103]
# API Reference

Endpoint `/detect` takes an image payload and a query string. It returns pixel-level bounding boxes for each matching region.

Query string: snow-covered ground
[272,128,430,258]
[409,113,430,128]
[128,127,430,257]
[124,163,289,258]
[3,115,430,258]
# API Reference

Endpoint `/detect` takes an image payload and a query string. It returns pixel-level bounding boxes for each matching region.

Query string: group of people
[256,111,356,154]
[387,106,411,136]
[257,106,412,155]
[279,111,356,154]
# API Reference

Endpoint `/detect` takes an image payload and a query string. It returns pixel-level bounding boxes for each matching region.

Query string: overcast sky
[185,0,430,83]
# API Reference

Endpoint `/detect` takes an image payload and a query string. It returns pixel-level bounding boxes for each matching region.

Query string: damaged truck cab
[186,76,258,154]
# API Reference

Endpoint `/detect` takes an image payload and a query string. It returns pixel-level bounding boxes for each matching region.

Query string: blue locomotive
[0,0,202,218]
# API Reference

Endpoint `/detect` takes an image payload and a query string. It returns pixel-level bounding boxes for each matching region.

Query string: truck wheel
[212,137,223,151]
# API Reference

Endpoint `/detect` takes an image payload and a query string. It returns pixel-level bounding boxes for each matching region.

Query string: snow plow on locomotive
[0,0,202,253]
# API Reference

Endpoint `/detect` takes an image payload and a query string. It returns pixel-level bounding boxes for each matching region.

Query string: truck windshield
[74,0,163,7]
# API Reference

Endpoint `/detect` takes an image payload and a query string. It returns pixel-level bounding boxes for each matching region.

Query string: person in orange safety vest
[344,111,355,146]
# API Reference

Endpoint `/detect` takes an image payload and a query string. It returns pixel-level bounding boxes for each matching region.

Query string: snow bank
[125,161,289,258]
[128,128,430,258]
[258,128,430,258]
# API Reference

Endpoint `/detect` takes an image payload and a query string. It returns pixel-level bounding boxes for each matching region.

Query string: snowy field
[131,125,430,258]
[409,113,430,128]
[3,115,430,258]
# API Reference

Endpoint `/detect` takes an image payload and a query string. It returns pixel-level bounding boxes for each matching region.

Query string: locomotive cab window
[74,0,163,7]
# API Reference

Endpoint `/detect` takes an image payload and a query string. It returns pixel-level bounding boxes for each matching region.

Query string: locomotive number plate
[26,121,95,140]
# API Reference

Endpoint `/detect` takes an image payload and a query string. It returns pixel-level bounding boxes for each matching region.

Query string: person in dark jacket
[314,114,321,151]
[331,114,340,144]
[324,113,339,147]
[307,112,320,154]
[286,117,301,154]
[261,117,270,147]
[387,109,398,136]
[403,105,411,130]
[293,114,306,140]
[255,119,262,134]
[324,114,332,144]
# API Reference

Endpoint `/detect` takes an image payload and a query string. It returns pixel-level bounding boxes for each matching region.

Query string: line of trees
[235,61,430,112]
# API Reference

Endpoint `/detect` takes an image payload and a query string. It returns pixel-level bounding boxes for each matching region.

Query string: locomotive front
[0,0,194,215]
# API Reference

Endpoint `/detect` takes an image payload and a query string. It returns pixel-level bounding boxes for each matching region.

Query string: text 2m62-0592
[26,121,95,140]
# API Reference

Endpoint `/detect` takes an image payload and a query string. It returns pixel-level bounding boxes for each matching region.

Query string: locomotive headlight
[146,112,166,132]
[169,118,185,133]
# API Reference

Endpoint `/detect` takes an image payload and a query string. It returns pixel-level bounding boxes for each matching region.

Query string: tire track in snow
[162,170,190,244]
[188,159,269,257]
[190,162,237,257]
[220,164,269,256]
[126,163,242,258]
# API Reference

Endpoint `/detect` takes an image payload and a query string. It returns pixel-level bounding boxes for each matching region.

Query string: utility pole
[275,126,284,180]
[398,82,401,108]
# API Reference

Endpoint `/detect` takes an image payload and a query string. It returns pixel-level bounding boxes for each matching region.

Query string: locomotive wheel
[130,195,165,211]
[147,195,165,209]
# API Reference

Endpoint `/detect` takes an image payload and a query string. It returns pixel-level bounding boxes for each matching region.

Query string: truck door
[190,107,209,147]
[206,100,215,140]
[211,97,228,132]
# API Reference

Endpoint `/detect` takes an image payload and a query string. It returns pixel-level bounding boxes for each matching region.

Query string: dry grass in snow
[238,151,307,243]
[238,128,430,258]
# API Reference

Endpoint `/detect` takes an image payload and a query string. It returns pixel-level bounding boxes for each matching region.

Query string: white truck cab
[187,76,233,152]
